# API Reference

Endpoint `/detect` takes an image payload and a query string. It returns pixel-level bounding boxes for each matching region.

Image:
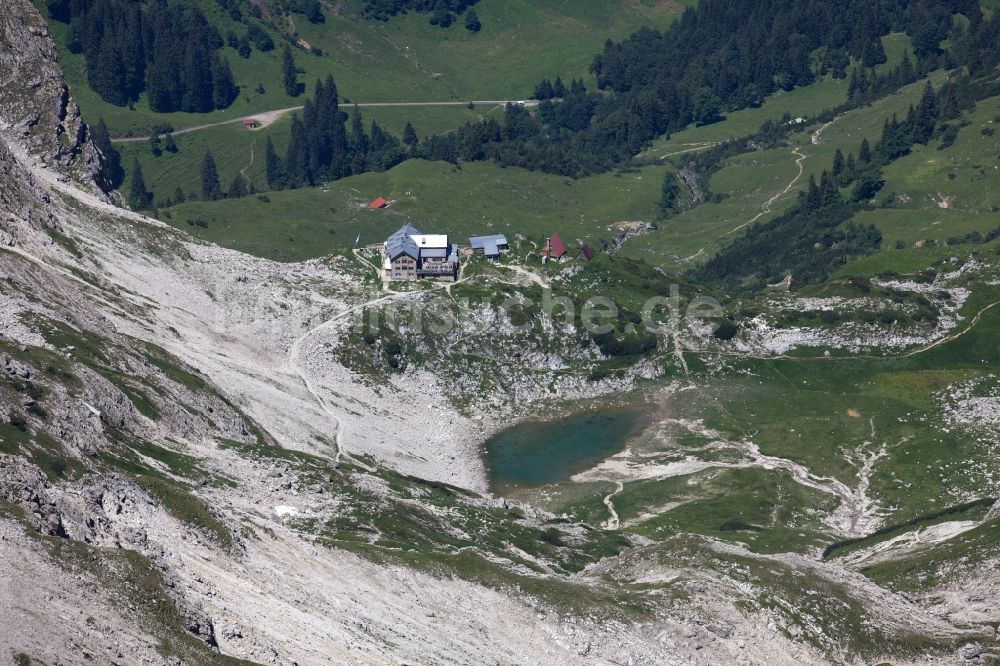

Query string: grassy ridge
[823,498,995,559]
[860,514,1000,592]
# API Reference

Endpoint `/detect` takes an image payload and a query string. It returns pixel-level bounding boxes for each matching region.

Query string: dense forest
[264,77,410,191]
[46,0,238,112]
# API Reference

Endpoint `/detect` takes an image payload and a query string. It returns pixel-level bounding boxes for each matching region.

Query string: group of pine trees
[225,23,275,60]
[435,0,991,179]
[264,77,411,191]
[48,0,237,112]
[360,0,480,29]
[286,0,325,24]
[532,77,587,100]
[126,147,249,209]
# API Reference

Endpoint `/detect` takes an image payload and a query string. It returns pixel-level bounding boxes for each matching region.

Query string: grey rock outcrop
[0,0,107,193]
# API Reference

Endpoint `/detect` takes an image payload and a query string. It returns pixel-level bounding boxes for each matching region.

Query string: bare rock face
[987,499,1000,523]
[0,0,107,193]
[0,138,60,240]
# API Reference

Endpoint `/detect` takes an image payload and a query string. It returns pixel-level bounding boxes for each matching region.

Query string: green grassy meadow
[162,159,667,261]
[43,0,690,136]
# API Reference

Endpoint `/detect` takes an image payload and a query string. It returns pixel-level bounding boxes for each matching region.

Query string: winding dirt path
[284,266,481,460]
[504,264,550,289]
[722,114,843,238]
[722,146,806,238]
[240,140,257,186]
[602,482,624,530]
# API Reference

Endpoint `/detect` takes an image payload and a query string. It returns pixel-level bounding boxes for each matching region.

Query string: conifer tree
[92,42,128,106]
[819,170,841,206]
[659,171,681,216]
[692,88,722,126]
[201,150,222,200]
[913,80,937,144]
[350,106,369,157]
[91,118,123,188]
[831,149,845,179]
[228,175,248,198]
[283,44,301,97]
[464,9,481,32]
[351,150,367,175]
[804,174,822,212]
[844,153,857,184]
[128,158,152,209]
[534,79,554,100]
[265,137,286,190]
[211,55,238,110]
[859,137,872,163]
[403,122,419,148]
[285,115,308,188]
[553,77,566,98]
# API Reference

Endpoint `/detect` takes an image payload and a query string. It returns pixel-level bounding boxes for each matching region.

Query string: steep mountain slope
[3,2,1000,665]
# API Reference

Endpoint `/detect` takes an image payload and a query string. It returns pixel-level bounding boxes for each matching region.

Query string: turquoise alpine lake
[484,405,651,492]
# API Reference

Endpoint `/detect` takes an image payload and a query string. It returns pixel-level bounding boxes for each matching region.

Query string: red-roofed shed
[542,233,566,259]
[577,244,594,261]
[368,197,387,209]
[242,118,259,128]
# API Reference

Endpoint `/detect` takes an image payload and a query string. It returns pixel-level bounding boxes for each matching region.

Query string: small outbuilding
[577,244,594,261]
[541,233,566,261]
[242,118,259,129]
[469,234,509,261]
[368,196,388,209]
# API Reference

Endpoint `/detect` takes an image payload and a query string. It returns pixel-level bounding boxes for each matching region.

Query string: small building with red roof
[542,233,566,261]
[368,196,387,209]
[242,118,259,129]
[577,244,594,261]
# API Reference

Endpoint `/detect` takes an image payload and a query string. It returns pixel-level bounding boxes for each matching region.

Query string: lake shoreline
[480,388,666,495]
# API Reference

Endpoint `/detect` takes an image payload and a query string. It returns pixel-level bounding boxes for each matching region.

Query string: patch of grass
[627,72,955,269]
[130,441,207,480]
[617,467,837,554]
[134,476,234,552]
[880,99,1000,215]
